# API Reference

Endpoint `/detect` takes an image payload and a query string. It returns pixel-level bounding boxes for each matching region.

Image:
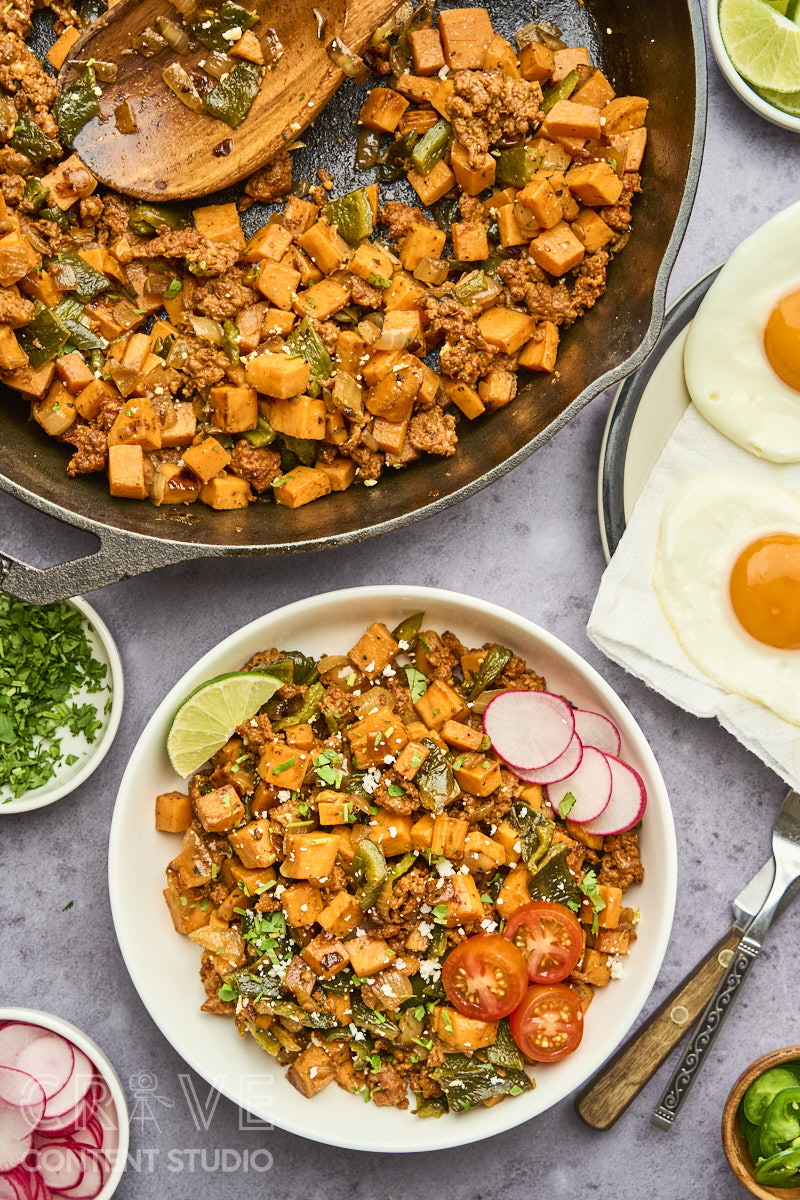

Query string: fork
[652,790,800,1130]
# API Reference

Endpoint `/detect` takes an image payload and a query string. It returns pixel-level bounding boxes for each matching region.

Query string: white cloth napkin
[587,403,800,791]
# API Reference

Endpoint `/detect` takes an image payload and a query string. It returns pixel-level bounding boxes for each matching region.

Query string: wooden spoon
[58,0,402,201]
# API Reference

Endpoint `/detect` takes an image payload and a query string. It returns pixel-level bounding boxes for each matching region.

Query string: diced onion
[413,255,449,285]
[515,19,566,51]
[204,51,236,80]
[326,36,369,82]
[155,16,191,54]
[351,685,393,718]
[114,100,138,134]
[471,687,505,715]
[317,654,351,674]
[162,62,205,113]
[188,314,224,344]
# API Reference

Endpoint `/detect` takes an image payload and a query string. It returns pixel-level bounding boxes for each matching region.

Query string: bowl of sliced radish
[0,1010,128,1200]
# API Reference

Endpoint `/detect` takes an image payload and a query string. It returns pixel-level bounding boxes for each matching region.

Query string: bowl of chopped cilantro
[0,593,123,813]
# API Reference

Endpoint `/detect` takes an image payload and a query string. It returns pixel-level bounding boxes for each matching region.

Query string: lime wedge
[166,671,282,777]
[720,0,800,90]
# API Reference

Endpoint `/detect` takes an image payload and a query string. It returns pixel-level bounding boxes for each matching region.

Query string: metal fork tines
[652,790,800,1130]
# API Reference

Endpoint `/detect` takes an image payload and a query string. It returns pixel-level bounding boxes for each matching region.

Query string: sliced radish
[41,1053,93,1122]
[483,691,575,770]
[32,1144,84,1194]
[545,746,612,824]
[581,755,647,835]
[513,731,584,785]
[0,1176,21,1200]
[0,1071,45,1126]
[15,1041,73,1108]
[572,709,621,757]
[0,1104,33,1173]
[0,1028,43,1072]
[56,1150,103,1200]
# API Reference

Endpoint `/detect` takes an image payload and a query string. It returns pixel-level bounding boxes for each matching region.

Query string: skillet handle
[0,529,199,603]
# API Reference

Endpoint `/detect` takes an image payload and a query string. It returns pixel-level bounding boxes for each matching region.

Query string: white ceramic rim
[0,1006,129,1200]
[108,584,677,1153]
[707,0,800,132]
[1,596,124,815]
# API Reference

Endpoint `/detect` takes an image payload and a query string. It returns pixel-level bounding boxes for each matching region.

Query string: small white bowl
[0,597,124,815]
[707,0,800,132]
[0,1007,129,1200]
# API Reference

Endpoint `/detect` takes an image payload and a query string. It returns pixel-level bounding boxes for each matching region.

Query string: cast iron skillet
[0,0,707,602]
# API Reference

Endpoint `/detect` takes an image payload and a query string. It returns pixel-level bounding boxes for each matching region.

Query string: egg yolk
[765,289,800,391]
[729,533,800,649]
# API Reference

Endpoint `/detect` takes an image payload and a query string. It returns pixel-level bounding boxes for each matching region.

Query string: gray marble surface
[2,20,800,1200]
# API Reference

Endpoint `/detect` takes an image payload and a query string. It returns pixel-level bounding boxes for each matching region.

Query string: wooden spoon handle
[573,924,744,1130]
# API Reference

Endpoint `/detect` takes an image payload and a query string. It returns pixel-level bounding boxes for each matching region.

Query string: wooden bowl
[722,1046,800,1200]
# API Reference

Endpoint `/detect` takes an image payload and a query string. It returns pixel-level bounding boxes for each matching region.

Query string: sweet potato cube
[359,87,410,133]
[566,820,604,851]
[317,455,356,492]
[327,409,348,450]
[46,24,80,68]
[3,361,55,398]
[301,931,350,977]
[394,740,430,780]
[282,833,339,880]
[282,195,319,237]
[450,139,496,197]
[576,948,611,987]
[347,935,395,977]
[497,205,530,248]
[347,705,409,768]
[253,261,301,310]
[406,26,445,75]
[282,882,324,927]
[620,126,647,171]
[269,394,326,439]
[182,436,231,483]
[155,791,193,833]
[440,720,484,752]
[453,751,502,797]
[108,443,146,499]
[452,221,489,261]
[400,223,447,272]
[40,155,96,211]
[444,378,484,420]
[571,208,615,253]
[0,325,26,371]
[411,813,434,851]
[193,202,244,249]
[199,475,252,509]
[286,1044,336,1097]
[298,221,351,274]
[496,863,531,915]
[433,1006,498,1049]
[193,783,243,833]
[245,223,293,263]
[294,278,349,321]
[366,358,421,423]
[108,396,161,449]
[476,306,534,353]
[438,7,494,69]
[228,820,277,868]
[368,809,414,857]
[263,308,295,337]
[349,241,396,287]
[516,178,562,230]
[494,819,523,864]
[430,813,468,859]
[316,793,352,825]
[408,159,457,207]
[414,679,467,730]
[246,353,309,399]
[602,95,649,133]
[596,884,623,929]
[371,416,409,456]
[273,464,331,508]
[360,349,401,387]
[318,891,362,937]
[594,928,630,955]
[550,46,590,80]
[542,99,602,142]
[484,32,520,76]
[519,41,555,82]
[163,886,210,935]
[54,350,94,394]
[574,69,615,108]
[229,27,264,62]
[208,384,257,433]
[400,107,439,135]
[219,858,275,895]
[348,621,399,679]
[529,221,585,276]
[464,830,505,872]
[0,229,39,286]
[518,321,559,372]
[258,742,310,790]
[444,872,484,927]
[478,368,516,413]
[566,161,624,206]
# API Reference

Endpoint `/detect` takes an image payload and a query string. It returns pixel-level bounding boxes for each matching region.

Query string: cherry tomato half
[503,900,583,984]
[509,983,584,1062]
[442,934,529,1021]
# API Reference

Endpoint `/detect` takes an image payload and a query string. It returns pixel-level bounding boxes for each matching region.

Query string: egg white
[653,474,800,726]
[684,201,800,463]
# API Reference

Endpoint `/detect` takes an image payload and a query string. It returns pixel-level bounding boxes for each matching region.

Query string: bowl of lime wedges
[710,0,800,130]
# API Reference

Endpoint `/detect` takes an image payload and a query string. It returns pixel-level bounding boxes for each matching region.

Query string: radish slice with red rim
[32,1144,84,1194]
[0,1070,45,1125]
[581,755,647,835]
[15,1041,73,1108]
[0,1028,44,1071]
[544,746,612,824]
[0,1104,34,1172]
[41,1052,93,1122]
[483,691,575,770]
[572,709,621,757]
[59,1149,104,1200]
[513,731,584,785]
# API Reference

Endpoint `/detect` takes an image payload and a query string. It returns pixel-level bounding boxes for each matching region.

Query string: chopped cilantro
[62,900,74,911]
[367,271,391,288]
[558,791,577,818]
[442,1011,453,1034]
[432,902,448,925]
[404,665,428,703]
[164,278,182,299]
[413,1004,426,1021]
[273,756,296,774]
[218,982,237,1002]
[580,869,606,936]
[370,1053,382,1071]
[387,783,405,797]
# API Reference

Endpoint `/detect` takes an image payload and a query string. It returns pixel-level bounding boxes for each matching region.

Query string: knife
[573,859,800,1131]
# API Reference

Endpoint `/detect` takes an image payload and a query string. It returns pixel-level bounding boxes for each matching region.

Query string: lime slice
[166,671,283,777]
[762,0,800,18]
[755,82,800,113]
[720,0,800,90]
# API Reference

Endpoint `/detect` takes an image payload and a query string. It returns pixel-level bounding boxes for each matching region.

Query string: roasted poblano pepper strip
[350,995,400,1040]
[494,144,542,187]
[541,68,579,114]
[272,681,324,731]
[281,434,316,466]
[17,303,70,368]
[202,63,264,128]
[49,250,110,302]
[23,178,49,212]
[128,203,189,236]
[391,611,424,646]
[243,414,276,448]
[352,838,388,911]
[509,800,554,872]
[468,643,512,700]
[54,65,100,145]
[414,1093,448,1118]
[286,317,333,398]
[527,842,582,911]
[416,737,456,815]
[40,207,73,230]
[54,301,107,353]
[9,115,61,164]
[222,319,240,364]
[454,269,487,304]
[410,118,452,175]
[486,1019,526,1071]
[324,188,374,245]
[191,2,258,52]
[433,195,460,233]
[377,130,419,182]
[242,1020,281,1057]
[355,126,382,171]
[431,1054,532,1111]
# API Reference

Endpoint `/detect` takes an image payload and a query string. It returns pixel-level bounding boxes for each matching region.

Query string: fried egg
[684,201,800,463]
[653,474,800,726]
